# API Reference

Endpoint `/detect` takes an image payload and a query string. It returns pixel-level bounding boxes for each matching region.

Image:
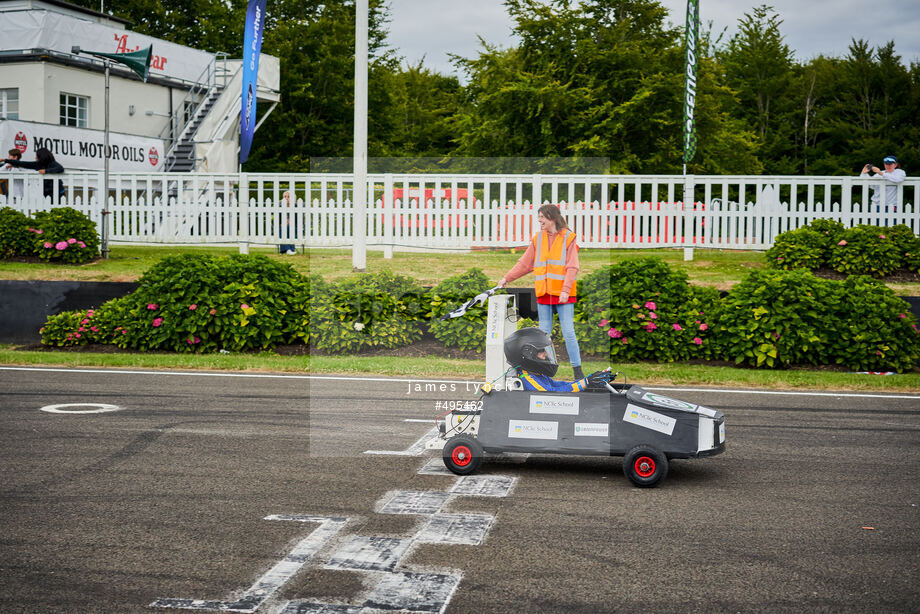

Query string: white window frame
[60,92,89,127]
[1,88,18,120]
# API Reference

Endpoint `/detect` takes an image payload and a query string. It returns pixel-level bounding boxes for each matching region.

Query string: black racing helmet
[504,327,558,377]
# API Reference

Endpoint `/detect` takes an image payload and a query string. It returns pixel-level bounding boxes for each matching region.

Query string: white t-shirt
[861,167,906,207]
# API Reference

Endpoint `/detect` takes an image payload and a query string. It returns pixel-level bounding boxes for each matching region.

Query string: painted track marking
[39,402,122,414]
[150,516,347,612]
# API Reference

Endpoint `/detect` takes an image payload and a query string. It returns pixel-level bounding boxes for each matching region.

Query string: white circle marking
[40,403,122,414]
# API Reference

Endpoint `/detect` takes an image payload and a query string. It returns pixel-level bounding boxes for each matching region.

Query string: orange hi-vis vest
[533,229,577,298]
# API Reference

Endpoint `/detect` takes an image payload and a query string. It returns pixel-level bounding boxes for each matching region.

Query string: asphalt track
[1,366,918,614]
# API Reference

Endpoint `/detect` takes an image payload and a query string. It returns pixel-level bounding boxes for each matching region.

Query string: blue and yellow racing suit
[518,369,588,392]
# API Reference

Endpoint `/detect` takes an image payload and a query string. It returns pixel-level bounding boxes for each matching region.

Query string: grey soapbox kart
[426,289,726,487]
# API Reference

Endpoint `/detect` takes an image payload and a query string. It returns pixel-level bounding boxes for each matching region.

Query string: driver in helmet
[504,328,611,392]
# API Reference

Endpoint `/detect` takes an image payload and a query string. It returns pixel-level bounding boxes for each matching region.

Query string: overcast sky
[384,0,920,77]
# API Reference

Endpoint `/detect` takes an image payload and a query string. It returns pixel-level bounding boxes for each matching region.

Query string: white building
[0,0,280,173]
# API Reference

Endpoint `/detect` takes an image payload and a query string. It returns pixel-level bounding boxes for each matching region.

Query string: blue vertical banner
[683,0,699,166]
[240,0,267,165]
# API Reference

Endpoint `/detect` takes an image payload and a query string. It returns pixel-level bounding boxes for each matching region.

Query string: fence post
[238,172,249,254]
[532,173,542,206]
[383,173,393,259]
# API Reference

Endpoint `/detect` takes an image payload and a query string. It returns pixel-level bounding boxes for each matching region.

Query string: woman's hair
[34,147,55,167]
[8,148,21,158]
[537,204,568,231]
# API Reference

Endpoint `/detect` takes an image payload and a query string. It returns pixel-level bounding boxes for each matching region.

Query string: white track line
[2,366,918,399]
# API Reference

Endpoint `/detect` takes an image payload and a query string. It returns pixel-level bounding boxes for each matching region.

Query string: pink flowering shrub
[41,254,319,353]
[30,207,100,264]
[574,258,720,362]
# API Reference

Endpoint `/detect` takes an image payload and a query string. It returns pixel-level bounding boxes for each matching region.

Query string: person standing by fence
[498,204,584,380]
[861,155,906,212]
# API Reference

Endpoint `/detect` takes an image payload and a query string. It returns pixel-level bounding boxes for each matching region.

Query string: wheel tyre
[443,435,483,476]
[623,445,669,488]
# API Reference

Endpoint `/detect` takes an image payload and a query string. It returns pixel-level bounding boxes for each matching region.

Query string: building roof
[0,0,132,26]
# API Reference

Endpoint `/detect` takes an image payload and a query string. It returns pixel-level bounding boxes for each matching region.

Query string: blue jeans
[537,302,581,368]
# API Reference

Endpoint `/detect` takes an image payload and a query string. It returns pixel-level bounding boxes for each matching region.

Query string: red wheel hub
[634,456,656,478]
[451,445,472,467]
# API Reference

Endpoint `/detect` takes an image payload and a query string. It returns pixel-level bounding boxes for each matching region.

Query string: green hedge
[428,268,493,352]
[310,270,429,353]
[767,221,919,277]
[39,255,920,372]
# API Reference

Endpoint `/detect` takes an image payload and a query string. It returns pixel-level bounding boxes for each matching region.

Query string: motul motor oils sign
[0,119,165,172]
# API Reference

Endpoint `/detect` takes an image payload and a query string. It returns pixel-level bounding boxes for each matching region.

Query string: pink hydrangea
[644,322,658,331]
[898,313,907,319]
[187,336,201,344]
[672,323,682,331]
[693,337,703,345]
[879,234,886,239]
[152,318,163,327]
[838,240,847,246]
[74,333,81,338]
[621,337,629,344]
[599,319,609,327]
[91,326,98,332]
[77,242,86,248]
[608,328,622,338]
[700,323,708,331]
[649,312,658,319]
[189,304,197,310]
[241,303,250,310]
[87,310,94,316]
[55,241,68,250]
[147,303,158,310]
[43,242,53,248]
[78,326,84,332]
[644,301,657,310]
[81,318,90,324]
[67,238,77,244]
[209,308,217,315]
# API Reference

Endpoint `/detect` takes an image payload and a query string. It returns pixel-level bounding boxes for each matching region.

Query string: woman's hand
[497,278,507,288]
[38,169,46,175]
[559,291,569,302]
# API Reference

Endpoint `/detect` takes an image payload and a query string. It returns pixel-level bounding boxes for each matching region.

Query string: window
[60,93,88,127]
[1,88,18,120]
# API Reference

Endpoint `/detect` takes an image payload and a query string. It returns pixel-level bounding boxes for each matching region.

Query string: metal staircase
[164,88,222,171]
[157,54,233,172]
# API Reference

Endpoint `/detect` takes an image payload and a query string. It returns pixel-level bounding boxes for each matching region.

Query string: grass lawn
[2,346,918,392]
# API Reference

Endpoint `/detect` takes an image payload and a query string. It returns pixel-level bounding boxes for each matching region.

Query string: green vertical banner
[683,0,699,166]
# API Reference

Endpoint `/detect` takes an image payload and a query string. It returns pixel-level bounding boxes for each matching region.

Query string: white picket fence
[2,171,918,250]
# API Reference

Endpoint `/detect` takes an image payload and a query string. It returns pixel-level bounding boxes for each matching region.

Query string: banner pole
[102,62,110,259]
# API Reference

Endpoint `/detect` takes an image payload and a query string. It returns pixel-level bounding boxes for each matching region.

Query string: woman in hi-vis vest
[498,204,583,380]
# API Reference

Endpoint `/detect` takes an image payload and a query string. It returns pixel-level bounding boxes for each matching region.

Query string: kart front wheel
[443,435,483,475]
[623,445,668,488]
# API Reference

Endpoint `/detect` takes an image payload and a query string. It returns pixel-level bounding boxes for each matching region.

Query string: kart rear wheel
[623,445,668,488]
[443,435,483,476]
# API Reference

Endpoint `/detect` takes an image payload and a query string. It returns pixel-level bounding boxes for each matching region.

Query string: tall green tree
[450,0,759,174]
[717,5,796,173]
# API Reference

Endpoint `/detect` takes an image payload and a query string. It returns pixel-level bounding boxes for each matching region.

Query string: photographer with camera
[860,156,906,213]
